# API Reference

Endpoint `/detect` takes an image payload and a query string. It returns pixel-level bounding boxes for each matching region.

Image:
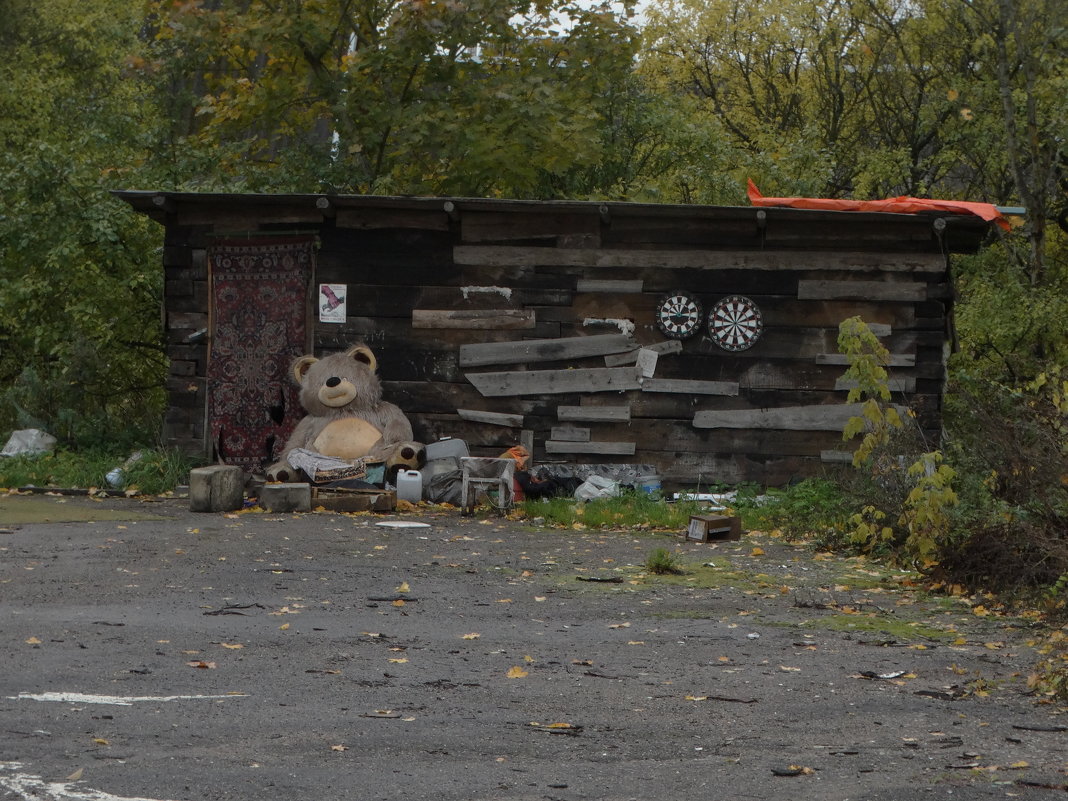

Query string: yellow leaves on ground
[750,547,765,556]
[395,581,410,593]
[507,666,529,678]
[387,657,408,664]
[92,738,109,746]
[330,744,348,752]
[25,636,41,644]
[219,642,243,650]
[187,660,217,669]
[279,623,290,630]
[608,622,630,629]
[462,633,481,640]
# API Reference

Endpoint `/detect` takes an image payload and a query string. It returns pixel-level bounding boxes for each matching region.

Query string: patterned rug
[207,237,314,473]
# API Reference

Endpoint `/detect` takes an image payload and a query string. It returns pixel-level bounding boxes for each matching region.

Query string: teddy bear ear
[292,356,318,383]
[345,345,378,373]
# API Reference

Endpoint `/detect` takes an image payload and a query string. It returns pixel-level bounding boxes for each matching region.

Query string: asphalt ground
[1,493,1066,801]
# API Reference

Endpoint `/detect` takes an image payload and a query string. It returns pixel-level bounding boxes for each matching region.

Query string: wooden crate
[685,514,742,543]
[311,488,396,513]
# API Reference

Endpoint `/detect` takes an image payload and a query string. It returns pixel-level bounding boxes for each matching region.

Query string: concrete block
[189,465,245,512]
[260,482,311,513]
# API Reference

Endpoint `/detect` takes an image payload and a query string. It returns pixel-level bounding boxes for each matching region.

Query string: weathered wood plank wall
[119,192,989,488]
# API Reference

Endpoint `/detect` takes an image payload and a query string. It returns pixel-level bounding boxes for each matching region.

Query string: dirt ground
[1,493,1066,801]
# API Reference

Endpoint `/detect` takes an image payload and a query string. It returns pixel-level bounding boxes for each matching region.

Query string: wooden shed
[116,191,991,488]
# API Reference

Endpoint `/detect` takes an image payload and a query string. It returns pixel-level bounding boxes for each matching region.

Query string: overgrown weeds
[645,547,684,575]
[0,446,199,495]
[521,491,704,530]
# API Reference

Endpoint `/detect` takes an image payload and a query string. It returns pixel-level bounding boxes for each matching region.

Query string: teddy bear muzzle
[318,377,358,407]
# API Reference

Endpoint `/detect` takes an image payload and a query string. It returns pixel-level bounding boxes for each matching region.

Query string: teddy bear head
[291,344,382,417]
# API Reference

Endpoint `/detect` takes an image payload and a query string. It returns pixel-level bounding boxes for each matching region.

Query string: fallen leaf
[396,581,410,593]
[1008,761,1030,769]
[779,665,801,672]
[25,636,41,645]
[92,738,109,746]
[608,622,631,629]
[627,641,645,645]
[279,623,290,630]
[686,695,709,701]
[572,659,593,666]
[507,666,529,678]
[187,660,217,669]
[534,596,547,602]
[392,600,406,607]
[546,722,573,729]
[388,657,408,664]
[462,633,481,640]
[66,768,84,781]
[220,643,244,650]
[330,744,348,752]
[751,547,765,556]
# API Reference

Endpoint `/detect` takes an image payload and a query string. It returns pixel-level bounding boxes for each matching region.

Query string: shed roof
[113,190,992,253]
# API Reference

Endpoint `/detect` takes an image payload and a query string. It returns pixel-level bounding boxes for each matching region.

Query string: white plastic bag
[574,474,621,502]
[1,429,57,457]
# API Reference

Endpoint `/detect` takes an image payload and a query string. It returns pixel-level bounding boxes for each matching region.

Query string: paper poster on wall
[319,283,347,323]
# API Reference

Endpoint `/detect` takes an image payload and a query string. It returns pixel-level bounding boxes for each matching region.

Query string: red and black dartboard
[707,295,763,352]
[654,290,704,340]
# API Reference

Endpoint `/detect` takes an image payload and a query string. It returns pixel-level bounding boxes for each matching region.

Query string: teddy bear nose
[325,377,341,388]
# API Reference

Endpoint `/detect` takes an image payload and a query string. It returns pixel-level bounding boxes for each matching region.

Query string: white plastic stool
[460,457,515,515]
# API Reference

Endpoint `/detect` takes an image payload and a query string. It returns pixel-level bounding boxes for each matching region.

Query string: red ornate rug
[207,237,314,473]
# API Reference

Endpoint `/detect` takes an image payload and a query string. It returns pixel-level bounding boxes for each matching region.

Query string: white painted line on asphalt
[10,692,248,706]
[0,762,180,801]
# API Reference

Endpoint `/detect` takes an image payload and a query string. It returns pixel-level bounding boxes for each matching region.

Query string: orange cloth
[747,179,1009,231]
[499,445,529,471]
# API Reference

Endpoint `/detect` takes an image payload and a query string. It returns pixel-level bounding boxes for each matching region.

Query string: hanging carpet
[207,237,314,474]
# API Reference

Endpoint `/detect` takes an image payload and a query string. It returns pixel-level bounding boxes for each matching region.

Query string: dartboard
[708,295,763,352]
[654,291,704,339]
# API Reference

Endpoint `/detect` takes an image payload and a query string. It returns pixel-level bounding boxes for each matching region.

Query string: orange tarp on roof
[747,179,1009,231]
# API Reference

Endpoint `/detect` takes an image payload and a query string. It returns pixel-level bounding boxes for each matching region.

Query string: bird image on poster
[319,284,347,323]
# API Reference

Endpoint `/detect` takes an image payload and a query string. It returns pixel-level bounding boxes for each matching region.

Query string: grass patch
[646,547,684,575]
[798,613,953,641]
[0,447,199,495]
[521,491,705,530]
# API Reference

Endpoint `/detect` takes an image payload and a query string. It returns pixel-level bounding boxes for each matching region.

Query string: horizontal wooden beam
[465,367,642,397]
[545,440,636,455]
[642,379,740,396]
[798,280,927,302]
[459,333,634,367]
[454,246,945,273]
[557,405,631,422]
[576,279,644,293]
[550,426,590,442]
[835,376,917,393]
[604,339,683,367]
[412,309,535,330]
[816,353,917,367]
[456,408,525,427]
[694,403,867,431]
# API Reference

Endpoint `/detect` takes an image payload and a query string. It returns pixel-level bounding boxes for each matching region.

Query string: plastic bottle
[396,470,423,503]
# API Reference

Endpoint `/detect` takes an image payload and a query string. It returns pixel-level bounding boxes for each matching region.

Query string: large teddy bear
[266,344,425,483]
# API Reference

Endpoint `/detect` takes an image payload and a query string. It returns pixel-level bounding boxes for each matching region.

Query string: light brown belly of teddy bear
[312,418,383,460]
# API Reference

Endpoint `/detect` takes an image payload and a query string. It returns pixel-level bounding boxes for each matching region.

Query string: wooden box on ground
[311,487,396,513]
[685,514,743,542]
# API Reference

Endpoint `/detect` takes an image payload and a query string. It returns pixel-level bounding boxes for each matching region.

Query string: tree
[0,0,166,445]
[141,0,642,198]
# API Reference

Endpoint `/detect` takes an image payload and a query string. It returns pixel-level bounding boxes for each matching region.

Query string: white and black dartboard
[707,295,763,352]
[654,290,704,339]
